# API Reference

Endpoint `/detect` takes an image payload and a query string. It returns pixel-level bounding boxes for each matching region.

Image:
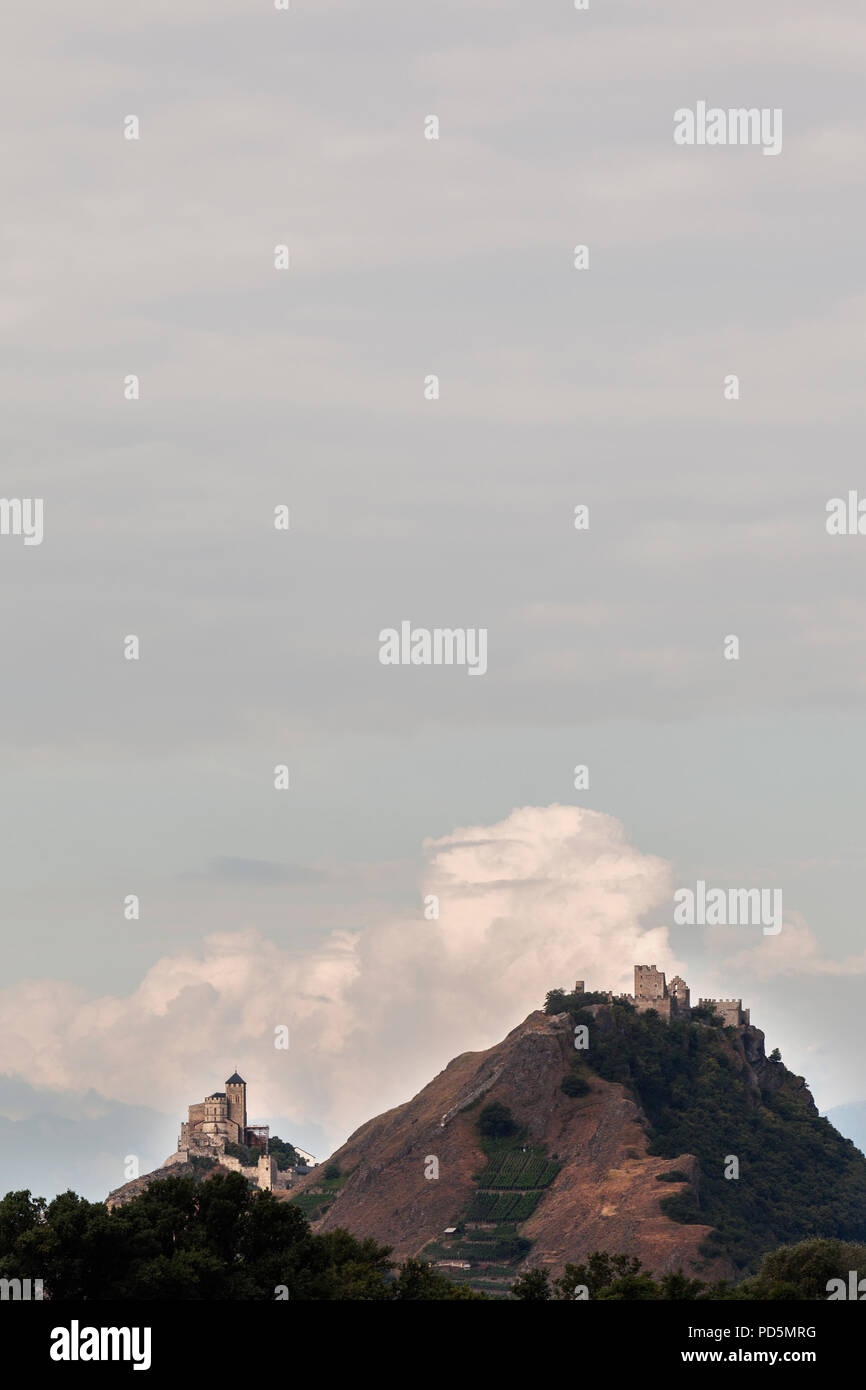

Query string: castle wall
[219,1155,256,1179]
[698,998,748,1027]
[634,994,673,1020]
[217,1153,277,1191]
[577,966,749,1032]
[161,1151,188,1168]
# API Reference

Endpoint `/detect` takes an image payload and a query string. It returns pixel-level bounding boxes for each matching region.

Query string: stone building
[668,974,691,1012]
[625,964,690,1020]
[576,966,746,1027]
[178,1071,270,1159]
[697,996,750,1027]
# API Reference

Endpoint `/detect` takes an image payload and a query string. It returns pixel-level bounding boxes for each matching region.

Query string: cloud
[202,856,327,885]
[718,913,866,980]
[0,805,676,1157]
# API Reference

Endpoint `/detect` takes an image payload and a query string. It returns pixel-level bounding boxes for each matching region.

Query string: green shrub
[560,1073,590,1098]
[268,1135,300,1171]
[223,1141,257,1166]
[478,1103,518,1140]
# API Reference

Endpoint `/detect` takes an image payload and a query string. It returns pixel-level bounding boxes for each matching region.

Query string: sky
[2,0,866,1200]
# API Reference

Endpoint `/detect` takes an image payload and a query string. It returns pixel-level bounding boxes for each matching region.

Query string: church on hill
[178,1071,270,1156]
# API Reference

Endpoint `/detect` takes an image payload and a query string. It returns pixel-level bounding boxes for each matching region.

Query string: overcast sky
[2,0,866,1200]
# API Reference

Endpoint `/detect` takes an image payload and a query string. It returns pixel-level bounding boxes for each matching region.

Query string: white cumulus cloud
[0,805,678,1154]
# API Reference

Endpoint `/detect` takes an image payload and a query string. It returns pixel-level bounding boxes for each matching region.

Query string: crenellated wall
[577,967,748,1029]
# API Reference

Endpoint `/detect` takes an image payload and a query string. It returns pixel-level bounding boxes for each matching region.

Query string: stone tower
[634,964,666,1001]
[225,1072,247,1134]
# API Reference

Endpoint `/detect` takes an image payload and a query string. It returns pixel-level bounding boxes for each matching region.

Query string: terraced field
[465,1189,541,1222]
[425,1142,562,1294]
[475,1148,561,1191]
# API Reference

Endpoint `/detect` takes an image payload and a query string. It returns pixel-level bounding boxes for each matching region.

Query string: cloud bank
[0,805,677,1155]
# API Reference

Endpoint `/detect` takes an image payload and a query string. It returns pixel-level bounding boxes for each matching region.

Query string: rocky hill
[106,1155,233,1209]
[291,1009,732,1292]
[291,996,866,1294]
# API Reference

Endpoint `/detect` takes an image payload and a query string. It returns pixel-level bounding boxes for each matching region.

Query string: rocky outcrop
[735,1026,817,1111]
[105,1159,234,1209]
[292,1010,733,1281]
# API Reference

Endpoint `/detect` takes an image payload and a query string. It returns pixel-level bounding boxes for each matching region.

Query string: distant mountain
[0,1078,177,1201]
[290,993,866,1293]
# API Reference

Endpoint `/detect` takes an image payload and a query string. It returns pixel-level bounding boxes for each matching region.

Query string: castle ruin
[696,996,750,1027]
[578,966,749,1027]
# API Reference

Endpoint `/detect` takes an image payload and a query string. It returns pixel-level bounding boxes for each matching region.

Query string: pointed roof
[226,1072,245,1085]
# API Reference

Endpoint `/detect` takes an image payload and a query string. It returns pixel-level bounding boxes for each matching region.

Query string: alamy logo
[0,1277,43,1299]
[826,493,866,534]
[827,1271,866,1300]
[378,622,487,676]
[674,102,782,156]
[0,497,43,545]
[674,880,782,936]
[50,1321,152,1371]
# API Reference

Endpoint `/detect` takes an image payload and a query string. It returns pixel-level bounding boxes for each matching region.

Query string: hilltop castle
[575,965,749,1028]
[172,1071,277,1189]
[105,1072,320,1206]
[178,1071,269,1156]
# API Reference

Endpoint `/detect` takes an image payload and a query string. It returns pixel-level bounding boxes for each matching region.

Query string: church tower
[225,1072,247,1138]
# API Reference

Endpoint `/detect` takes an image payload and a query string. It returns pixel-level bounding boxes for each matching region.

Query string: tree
[0,1190,45,1248]
[510,1268,551,1300]
[545,989,568,1015]
[390,1258,484,1300]
[659,1269,707,1300]
[0,1171,415,1301]
[739,1238,866,1301]
[269,1135,300,1171]
[554,1252,642,1299]
[560,1072,590,1097]
[478,1102,517,1139]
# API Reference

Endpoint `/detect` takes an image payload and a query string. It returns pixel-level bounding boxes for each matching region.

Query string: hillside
[567,993,866,1270]
[106,1155,230,1209]
[290,1009,732,1294]
[290,994,866,1293]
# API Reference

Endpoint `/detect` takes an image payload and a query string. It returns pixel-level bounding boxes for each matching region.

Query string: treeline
[0,1173,480,1300]
[511,1240,866,1300]
[2,1173,860,1300]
